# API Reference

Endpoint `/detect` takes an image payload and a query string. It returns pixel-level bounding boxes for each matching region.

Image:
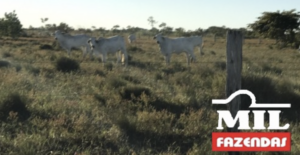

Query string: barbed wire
[13,88,300,98]
[3,59,300,72]
[4,59,300,64]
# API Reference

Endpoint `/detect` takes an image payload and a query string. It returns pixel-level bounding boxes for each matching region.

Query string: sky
[0,0,299,31]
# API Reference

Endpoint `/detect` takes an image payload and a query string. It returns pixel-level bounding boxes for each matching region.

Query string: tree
[193,27,204,36]
[161,26,173,35]
[175,27,185,36]
[97,27,106,36]
[149,27,159,34]
[205,26,228,38]
[0,10,23,38]
[56,22,73,32]
[45,24,57,31]
[41,18,48,24]
[147,16,157,28]
[248,9,300,46]
[112,25,120,30]
[159,22,166,29]
[40,17,50,37]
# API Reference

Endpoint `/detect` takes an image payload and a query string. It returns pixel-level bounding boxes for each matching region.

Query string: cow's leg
[102,53,107,67]
[89,49,94,60]
[99,53,103,62]
[115,51,121,65]
[185,52,191,66]
[190,52,196,64]
[164,55,168,65]
[200,43,204,55]
[67,49,71,57]
[122,49,128,67]
[165,54,171,66]
[86,45,94,61]
[62,46,71,57]
[81,47,88,62]
[187,53,190,66]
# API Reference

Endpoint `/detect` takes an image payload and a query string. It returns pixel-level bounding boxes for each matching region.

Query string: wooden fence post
[226,30,243,155]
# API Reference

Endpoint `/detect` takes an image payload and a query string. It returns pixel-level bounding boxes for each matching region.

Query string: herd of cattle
[53,30,204,66]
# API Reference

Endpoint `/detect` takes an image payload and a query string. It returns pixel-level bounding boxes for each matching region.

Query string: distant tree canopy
[0,10,23,38]
[204,26,228,37]
[248,9,300,47]
[148,16,157,28]
[45,22,73,32]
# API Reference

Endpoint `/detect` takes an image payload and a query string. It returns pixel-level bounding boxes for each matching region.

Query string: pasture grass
[0,35,300,154]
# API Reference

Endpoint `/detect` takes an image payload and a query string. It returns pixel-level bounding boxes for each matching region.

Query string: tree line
[1,10,300,48]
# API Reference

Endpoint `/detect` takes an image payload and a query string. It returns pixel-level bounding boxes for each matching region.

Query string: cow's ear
[87,40,91,43]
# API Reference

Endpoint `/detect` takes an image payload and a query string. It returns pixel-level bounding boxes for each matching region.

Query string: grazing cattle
[53,30,91,59]
[128,34,136,43]
[153,33,203,66]
[87,35,128,66]
[189,36,204,55]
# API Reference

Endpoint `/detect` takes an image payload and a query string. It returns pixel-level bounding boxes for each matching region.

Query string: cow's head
[87,37,99,50]
[53,30,63,40]
[153,33,164,44]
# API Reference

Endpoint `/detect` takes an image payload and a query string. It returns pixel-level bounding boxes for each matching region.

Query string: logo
[212,90,291,152]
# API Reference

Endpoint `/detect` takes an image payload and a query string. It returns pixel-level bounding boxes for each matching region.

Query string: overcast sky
[1,0,299,30]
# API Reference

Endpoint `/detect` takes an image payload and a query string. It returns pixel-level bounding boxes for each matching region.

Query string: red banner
[212,132,291,152]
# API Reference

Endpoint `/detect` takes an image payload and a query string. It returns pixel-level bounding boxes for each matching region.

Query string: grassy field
[0,34,300,155]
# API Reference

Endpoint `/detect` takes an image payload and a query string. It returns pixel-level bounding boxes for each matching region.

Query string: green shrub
[0,11,23,38]
[39,44,53,50]
[119,86,151,100]
[0,60,10,68]
[107,78,127,89]
[24,65,40,75]
[55,57,80,72]
[2,52,12,58]
[127,46,143,52]
[261,64,282,74]
[214,61,226,70]
[0,92,30,121]
[121,75,140,84]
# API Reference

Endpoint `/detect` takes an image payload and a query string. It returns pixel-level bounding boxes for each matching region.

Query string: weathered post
[226,30,243,155]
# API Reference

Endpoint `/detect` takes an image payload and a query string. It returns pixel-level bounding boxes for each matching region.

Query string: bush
[55,57,80,72]
[119,86,151,100]
[39,44,53,50]
[2,52,12,58]
[214,61,226,71]
[0,10,23,38]
[127,46,143,52]
[107,78,127,89]
[0,60,10,68]
[121,75,140,84]
[0,92,30,121]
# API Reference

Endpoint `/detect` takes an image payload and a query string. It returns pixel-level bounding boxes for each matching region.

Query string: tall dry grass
[0,34,299,154]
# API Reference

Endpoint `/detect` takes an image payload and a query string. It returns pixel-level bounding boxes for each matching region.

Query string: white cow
[87,35,128,66]
[53,30,91,59]
[153,33,203,66]
[189,36,204,55]
[128,34,136,43]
